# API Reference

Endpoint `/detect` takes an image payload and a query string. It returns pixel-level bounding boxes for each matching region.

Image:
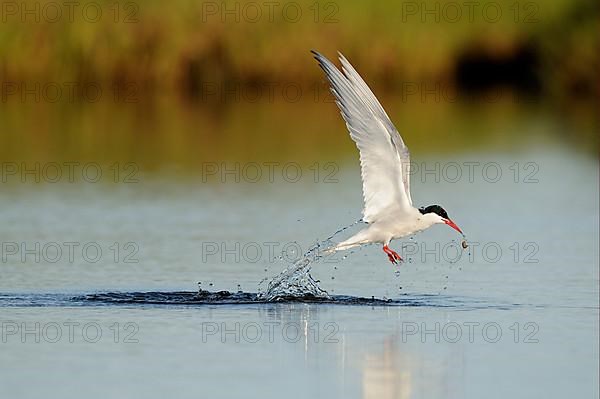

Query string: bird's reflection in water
[256,305,466,398]
[362,337,412,399]
[362,335,465,399]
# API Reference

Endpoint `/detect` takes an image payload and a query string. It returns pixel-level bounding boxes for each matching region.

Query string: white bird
[313,50,464,264]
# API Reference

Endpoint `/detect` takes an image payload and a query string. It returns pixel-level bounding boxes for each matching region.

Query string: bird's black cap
[419,205,449,219]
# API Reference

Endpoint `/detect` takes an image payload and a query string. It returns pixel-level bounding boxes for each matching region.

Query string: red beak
[443,218,463,235]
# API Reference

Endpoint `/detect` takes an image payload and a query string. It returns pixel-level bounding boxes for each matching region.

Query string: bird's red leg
[383,245,402,264]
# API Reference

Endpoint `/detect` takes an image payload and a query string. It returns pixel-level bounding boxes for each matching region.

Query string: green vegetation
[0,0,597,171]
[0,0,597,99]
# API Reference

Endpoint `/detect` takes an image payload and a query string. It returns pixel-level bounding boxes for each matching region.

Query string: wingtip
[338,51,352,68]
[312,50,350,69]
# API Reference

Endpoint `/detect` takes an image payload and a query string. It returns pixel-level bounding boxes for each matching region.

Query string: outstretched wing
[312,50,412,222]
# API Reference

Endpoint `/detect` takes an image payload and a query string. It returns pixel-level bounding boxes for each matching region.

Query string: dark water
[1,290,523,309]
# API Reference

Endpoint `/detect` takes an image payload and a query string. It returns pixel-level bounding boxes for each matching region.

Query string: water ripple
[0,290,522,309]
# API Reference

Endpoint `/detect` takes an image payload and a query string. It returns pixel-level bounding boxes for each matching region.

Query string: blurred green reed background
[0,0,598,173]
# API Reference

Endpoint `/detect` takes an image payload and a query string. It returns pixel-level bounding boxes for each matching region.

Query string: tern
[313,50,464,264]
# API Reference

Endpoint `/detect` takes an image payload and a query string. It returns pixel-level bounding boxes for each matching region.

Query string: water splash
[258,219,362,301]
[258,239,332,301]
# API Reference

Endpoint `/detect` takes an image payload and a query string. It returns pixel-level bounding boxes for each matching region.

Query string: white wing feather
[312,50,412,223]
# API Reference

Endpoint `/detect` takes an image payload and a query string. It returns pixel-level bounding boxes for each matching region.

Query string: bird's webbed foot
[383,245,403,265]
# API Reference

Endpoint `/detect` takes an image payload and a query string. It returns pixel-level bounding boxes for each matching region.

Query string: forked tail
[324,227,371,254]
